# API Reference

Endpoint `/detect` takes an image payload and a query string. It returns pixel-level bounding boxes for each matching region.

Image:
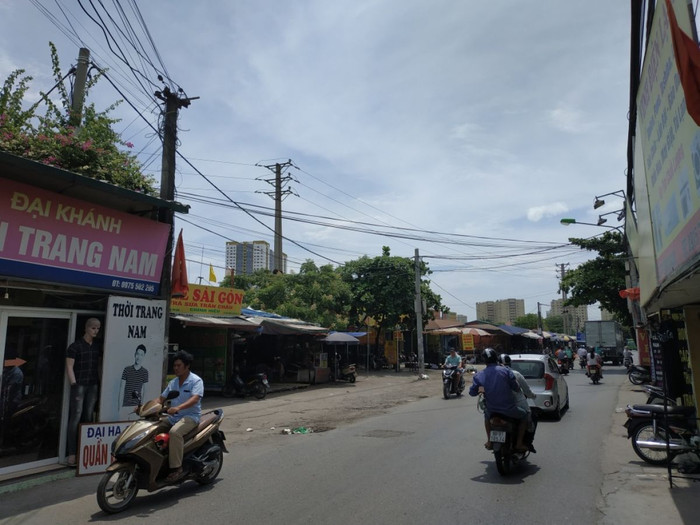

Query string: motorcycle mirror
[166,390,180,400]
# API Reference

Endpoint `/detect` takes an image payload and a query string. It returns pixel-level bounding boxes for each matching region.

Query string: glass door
[1,313,71,472]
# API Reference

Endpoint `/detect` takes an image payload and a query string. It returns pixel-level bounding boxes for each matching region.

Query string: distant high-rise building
[549,299,589,333]
[225,240,287,276]
[476,298,524,325]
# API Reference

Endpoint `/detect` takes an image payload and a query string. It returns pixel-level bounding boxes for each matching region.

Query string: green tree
[514,313,540,329]
[0,43,155,193]
[340,246,443,349]
[560,231,632,326]
[544,315,563,333]
[220,263,352,329]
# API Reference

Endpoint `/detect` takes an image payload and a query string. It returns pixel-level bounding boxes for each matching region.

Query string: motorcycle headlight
[115,429,151,456]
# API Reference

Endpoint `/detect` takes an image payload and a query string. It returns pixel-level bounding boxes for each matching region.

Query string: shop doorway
[0,312,71,473]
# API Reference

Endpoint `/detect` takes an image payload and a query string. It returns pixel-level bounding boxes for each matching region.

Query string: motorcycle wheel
[443,382,451,400]
[96,465,139,514]
[195,447,224,485]
[592,374,600,385]
[253,382,267,400]
[628,370,645,385]
[349,374,356,383]
[631,423,674,465]
[494,449,512,475]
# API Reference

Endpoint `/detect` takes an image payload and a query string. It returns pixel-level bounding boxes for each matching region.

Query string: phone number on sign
[111,280,155,293]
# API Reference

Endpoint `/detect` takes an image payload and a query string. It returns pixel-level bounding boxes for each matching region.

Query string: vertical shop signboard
[99,296,167,422]
[649,332,664,388]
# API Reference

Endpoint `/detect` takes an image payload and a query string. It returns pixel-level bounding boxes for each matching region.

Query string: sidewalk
[599,380,699,525]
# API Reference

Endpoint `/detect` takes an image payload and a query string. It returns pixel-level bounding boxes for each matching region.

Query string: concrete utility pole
[558,263,570,335]
[69,48,90,128]
[156,84,197,383]
[414,249,426,377]
[258,160,294,273]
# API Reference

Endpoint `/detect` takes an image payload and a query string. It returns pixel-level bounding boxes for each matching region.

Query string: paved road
[0,367,629,525]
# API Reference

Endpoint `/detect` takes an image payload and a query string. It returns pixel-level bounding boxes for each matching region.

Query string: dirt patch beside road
[207,369,475,445]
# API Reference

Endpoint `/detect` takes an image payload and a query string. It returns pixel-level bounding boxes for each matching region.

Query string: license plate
[490,430,506,443]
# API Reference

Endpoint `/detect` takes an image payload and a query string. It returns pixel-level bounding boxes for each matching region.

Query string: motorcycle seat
[629,404,695,417]
[183,409,224,440]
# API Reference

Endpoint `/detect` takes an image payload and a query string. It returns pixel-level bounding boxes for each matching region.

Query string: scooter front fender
[105,461,136,473]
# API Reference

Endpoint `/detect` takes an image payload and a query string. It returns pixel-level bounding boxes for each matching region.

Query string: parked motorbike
[331,362,357,383]
[442,365,465,399]
[628,365,651,385]
[623,354,633,369]
[96,391,228,514]
[643,384,677,406]
[222,372,269,399]
[623,403,698,466]
[478,393,535,475]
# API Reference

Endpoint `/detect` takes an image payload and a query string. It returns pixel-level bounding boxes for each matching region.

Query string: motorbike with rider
[442,348,465,397]
[586,347,603,381]
[468,348,530,452]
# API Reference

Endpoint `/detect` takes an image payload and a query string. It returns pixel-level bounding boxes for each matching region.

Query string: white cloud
[527,202,569,222]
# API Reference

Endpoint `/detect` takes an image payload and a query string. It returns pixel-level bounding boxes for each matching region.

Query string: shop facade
[0,152,186,478]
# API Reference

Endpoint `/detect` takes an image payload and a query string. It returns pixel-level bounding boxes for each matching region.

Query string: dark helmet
[484,348,499,364]
[500,354,511,366]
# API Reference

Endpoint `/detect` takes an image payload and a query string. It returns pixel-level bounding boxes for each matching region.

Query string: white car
[508,354,569,420]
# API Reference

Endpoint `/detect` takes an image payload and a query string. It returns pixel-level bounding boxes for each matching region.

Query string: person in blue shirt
[152,350,204,482]
[443,348,464,392]
[469,348,528,452]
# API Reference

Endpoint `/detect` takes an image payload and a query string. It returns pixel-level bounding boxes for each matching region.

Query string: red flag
[665,0,700,126]
[172,229,189,298]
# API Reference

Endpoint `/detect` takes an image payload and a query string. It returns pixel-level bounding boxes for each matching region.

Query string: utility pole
[558,263,570,335]
[414,249,426,377]
[258,160,294,273]
[156,84,197,382]
[69,48,90,128]
[537,302,545,334]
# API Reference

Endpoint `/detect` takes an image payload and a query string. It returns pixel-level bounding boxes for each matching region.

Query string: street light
[597,209,624,226]
[593,190,625,210]
[560,217,623,232]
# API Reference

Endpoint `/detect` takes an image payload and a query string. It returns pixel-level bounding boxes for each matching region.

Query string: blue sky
[0,1,634,320]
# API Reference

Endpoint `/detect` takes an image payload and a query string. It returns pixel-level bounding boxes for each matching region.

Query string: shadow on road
[470,459,541,485]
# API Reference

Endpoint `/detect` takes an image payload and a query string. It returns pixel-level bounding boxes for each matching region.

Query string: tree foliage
[560,231,632,326]
[0,43,155,193]
[340,246,444,347]
[514,313,540,330]
[221,262,353,329]
[220,248,446,337]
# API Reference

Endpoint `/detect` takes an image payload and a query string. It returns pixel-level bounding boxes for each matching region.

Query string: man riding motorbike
[500,353,537,453]
[468,348,528,452]
[149,350,204,482]
[443,348,464,392]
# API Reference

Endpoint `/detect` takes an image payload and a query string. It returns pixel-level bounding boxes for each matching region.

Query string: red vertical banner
[636,327,651,367]
[172,229,189,298]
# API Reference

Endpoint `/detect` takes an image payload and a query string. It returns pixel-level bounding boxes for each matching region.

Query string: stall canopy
[322,332,360,344]
[171,314,259,332]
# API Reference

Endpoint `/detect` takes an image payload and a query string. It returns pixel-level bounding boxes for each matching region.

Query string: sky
[0,1,635,321]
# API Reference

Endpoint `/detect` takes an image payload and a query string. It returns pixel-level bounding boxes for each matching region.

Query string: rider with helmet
[469,348,528,452]
[500,353,537,452]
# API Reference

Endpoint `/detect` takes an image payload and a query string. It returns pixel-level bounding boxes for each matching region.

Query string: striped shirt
[121,365,149,406]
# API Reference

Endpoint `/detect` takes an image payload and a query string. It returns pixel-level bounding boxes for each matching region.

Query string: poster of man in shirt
[99,296,166,421]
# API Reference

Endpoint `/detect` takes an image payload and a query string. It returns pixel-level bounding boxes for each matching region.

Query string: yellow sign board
[461,333,474,351]
[170,284,244,315]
